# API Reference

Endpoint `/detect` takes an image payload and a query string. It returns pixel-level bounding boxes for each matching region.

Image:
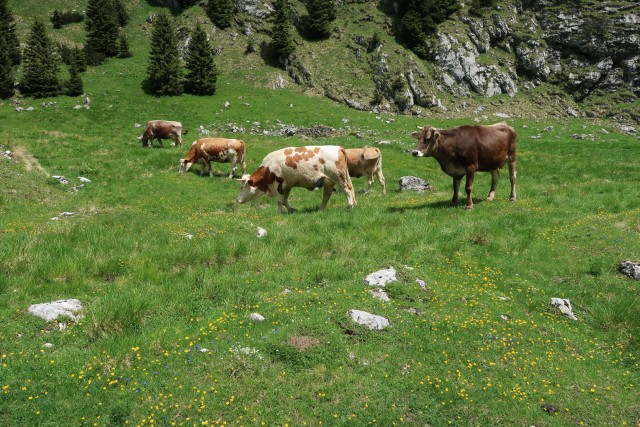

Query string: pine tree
[396,0,459,57]
[113,0,129,28]
[185,24,217,95]
[117,33,132,58]
[206,0,234,29]
[0,36,15,99]
[271,0,295,61]
[306,0,336,40]
[146,12,183,96]
[0,0,21,65]
[66,60,84,97]
[20,20,62,98]
[85,0,119,64]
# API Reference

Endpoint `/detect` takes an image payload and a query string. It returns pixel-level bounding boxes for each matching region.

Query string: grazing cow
[236,146,357,213]
[138,120,187,147]
[345,147,386,194]
[411,122,516,209]
[179,138,246,178]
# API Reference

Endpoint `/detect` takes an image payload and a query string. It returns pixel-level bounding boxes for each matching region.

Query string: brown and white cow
[236,146,357,213]
[138,120,187,147]
[411,122,516,209]
[179,138,246,178]
[345,147,386,195]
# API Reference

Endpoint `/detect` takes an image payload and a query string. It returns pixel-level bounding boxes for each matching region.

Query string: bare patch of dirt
[12,146,47,175]
[287,335,320,351]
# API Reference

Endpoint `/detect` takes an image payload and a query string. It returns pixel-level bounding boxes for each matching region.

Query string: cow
[179,138,246,178]
[236,146,357,213]
[138,120,187,147]
[411,122,516,210]
[345,147,386,195]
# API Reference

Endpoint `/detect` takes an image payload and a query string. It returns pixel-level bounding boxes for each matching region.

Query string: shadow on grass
[387,198,487,213]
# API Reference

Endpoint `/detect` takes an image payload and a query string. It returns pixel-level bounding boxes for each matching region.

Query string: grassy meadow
[2,1,640,426]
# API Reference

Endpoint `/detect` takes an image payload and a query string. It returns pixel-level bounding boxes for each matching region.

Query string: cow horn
[416,125,422,129]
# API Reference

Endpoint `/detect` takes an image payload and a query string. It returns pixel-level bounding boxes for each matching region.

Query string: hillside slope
[6,0,640,125]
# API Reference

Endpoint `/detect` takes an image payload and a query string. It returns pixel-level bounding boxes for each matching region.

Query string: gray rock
[28,299,83,322]
[619,261,640,280]
[399,176,432,192]
[550,297,578,320]
[249,313,265,322]
[364,267,396,287]
[347,309,390,330]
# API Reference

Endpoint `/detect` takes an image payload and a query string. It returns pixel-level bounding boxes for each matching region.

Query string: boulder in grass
[28,299,83,322]
[364,267,396,287]
[550,298,577,320]
[619,261,640,280]
[347,309,390,330]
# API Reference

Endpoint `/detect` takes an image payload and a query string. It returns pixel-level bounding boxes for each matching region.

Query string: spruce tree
[0,0,21,65]
[117,33,132,58]
[20,20,62,98]
[185,24,217,95]
[0,36,15,99]
[271,0,295,61]
[206,0,233,29]
[306,0,336,40]
[85,0,119,64]
[66,60,84,97]
[146,12,183,96]
[113,0,129,28]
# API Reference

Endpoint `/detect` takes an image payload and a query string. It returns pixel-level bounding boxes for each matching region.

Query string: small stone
[249,313,265,322]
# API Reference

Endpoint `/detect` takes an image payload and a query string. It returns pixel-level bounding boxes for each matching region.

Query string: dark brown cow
[179,138,246,178]
[411,122,516,209]
[138,120,187,147]
[345,148,386,194]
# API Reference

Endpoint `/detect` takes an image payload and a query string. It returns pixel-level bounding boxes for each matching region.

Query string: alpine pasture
[1,1,640,426]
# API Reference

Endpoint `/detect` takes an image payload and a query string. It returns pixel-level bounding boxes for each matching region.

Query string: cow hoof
[465,205,474,210]
[510,196,517,202]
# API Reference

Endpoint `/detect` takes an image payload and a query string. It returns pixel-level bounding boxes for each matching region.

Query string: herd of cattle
[138,119,517,212]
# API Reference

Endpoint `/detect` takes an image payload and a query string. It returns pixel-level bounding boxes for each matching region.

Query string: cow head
[411,125,439,157]
[236,175,266,204]
[138,134,149,147]
[178,158,191,173]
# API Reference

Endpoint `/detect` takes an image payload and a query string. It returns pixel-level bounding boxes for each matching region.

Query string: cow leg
[451,176,462,206]
[508,157,517,202]
[320,182,335,210]
[364,174,374,195]
[377,169,387,195]
[277,189,295,213]
[464,170,476,210]
[487,169,499,201]
[229,155,238,179]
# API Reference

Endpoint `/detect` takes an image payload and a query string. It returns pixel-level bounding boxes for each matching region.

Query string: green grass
[2,1,640,426]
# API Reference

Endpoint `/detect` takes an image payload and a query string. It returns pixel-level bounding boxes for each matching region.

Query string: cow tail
[239,140,247,174]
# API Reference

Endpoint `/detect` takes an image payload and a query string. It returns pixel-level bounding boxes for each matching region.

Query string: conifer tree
[0,0,21,65]
[20,20,62,98]
[117,33,132,58]
[306,0,336,40]
[185,24,217,95]
[146,12,183,96]
[0,36,15,99]
[85,0,119,64]
[113,0,129,28]
[271,0,295,61]
[66,60,84,97]
[396,0,459,58]
[206,0,234,29]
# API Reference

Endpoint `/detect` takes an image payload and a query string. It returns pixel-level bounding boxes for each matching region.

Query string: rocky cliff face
[427,0,639,103]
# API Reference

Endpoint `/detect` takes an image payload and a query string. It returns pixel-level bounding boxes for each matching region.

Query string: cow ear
[411,131,419,139]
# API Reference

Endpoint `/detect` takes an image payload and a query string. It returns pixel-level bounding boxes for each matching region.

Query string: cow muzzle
[411,150,425,157]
